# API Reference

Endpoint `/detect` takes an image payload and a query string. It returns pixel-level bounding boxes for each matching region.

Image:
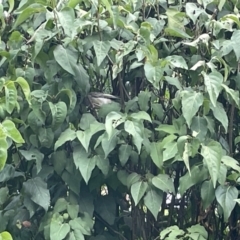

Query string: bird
[86,92,119,109]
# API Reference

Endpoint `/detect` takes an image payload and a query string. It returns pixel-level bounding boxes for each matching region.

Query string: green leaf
[221,155,240,173]
[218,164,227,185]
[152,174,175,194]
[12,4,46,29]
[181,91,204,127]
[130,181,148,205]
[144,60,164,89]
[187,224,208,239]
[201,141,222,188]
[20,149,44,174]
[222,84,240,107]
[68,0,82,8]
[210,102,228,132]
[23,177,50,211]
[93,41,111,66]
[58,7,75,37]
[201,180,215,209]
[2,120,24,143]
[5,81,17,114]
[215,185,238,221]
[165,27,192,38]
[73,145,96,184]
[76,121,105,152]
[163,141,178,161]
[69,214,93,235]
[179,165,209,195]
[231,30,240,60]
[0,138,8,171]
[55,128,76,150]
[53,45,75,75]
[49,102,68,131]
[38,127,54,148]
[101,130,119,158]
[190,116,208,141]
[50,216,70,240]
[0,187,9,205]
[165,76,182,90]
[68,230,84,240]
[127,172,141,189]
[203,71,223,107]
[144,188,163,220]
[53,198,68,213]
[119,144,132,166]
[130,111,152,122]
[138,91,151,111]
[15,77,31,105]
[165,55,188,69]
[0,231,13,240]
[105,111,125,139]
[124,120,143,153]
[95,155,109,176]
[150,142,163,169]
[186,3,205,24]
[155,124,179,134]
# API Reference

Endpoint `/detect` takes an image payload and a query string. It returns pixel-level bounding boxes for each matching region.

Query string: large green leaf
[201,141,222,188]
[77,121,105,152]
[210,102,228,132]
[144,60,164,89]
[203,71,223,107]
[20,149,44,174]
[0,138,8,171]
[57,7,75,37]
[215,185,238,221]
[181,91,204,127]
[131,181,148,205]
[73,145,96,184]
[119,144,132,166]
[0,231,13,240]
[221,155,240,173]
[152,174,175,194]
[23,177,50,211]
[4,81,17,114]
[15,77,31,105]
[186,3,205,24]
[150,142,163,169]
[190,116,208,142]
[144,188,163,220]
[179,165,209,195]
[130,111,152,122]
[93,41,111,66]
[49,102,68,131]
[105,111,125,139]
[53,45,75,75]
[201,180,215,209]
[101,130,119,158]
[54,128,76,150]
[124,120,143,153]
[50,215,70,240]
[2,120,24,143]
[165,55,188,69]
[12,4,46,29]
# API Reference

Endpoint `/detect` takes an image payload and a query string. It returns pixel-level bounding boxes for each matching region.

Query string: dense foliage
[1,0,240,239]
